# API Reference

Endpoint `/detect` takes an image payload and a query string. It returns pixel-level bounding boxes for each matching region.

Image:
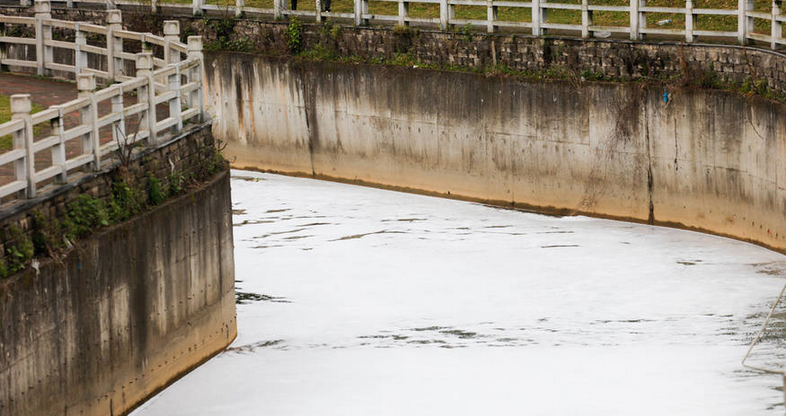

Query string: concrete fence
[19,0,786,46]
[0,0,206,204]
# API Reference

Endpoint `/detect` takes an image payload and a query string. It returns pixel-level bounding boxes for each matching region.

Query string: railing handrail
[0,0,206,207]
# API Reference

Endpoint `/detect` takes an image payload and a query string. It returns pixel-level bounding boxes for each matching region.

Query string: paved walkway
[0,73,85,188]
[0,73,168,189]
[0,73,77,108]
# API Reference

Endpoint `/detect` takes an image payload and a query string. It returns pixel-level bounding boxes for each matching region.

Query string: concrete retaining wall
[209,52,786,253]
[0,131,236,416]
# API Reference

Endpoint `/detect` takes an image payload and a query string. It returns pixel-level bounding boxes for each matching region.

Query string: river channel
[131,170,786,415]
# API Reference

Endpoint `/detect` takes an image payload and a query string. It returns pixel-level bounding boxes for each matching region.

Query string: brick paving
[0,73,169,188]
[0,73,77,108]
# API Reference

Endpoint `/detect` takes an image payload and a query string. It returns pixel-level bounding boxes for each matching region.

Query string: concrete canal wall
[208,52,786,253]
[1,3,783,253]
[0,125,237,416]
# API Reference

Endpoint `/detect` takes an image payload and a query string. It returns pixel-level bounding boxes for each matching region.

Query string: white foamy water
[132,170,786,416]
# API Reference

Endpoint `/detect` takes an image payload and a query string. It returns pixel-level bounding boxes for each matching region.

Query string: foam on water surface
[132,170,786,416]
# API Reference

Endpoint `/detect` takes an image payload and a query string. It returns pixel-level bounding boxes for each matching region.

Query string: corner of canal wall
[0,124,237,416]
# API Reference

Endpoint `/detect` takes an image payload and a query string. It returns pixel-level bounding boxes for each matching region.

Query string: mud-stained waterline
[132,171,786,416]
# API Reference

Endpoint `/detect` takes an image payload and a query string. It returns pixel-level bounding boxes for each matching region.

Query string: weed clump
[109,181,142,222]
[286,17,304,54]
[204,18,253,52]
[148,175,166,206]
[392,24,417,38]
[168,172,185,197]
[4,225,33,275]
[62,195,110,241]
[319,19,342,40]
[300,44,337,60]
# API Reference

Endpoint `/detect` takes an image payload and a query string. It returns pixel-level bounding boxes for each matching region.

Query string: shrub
[286,17,304,54]
[148,175,166,206]
[109,181,142,222]
[168,172,186,197]
[63,195,110,240]
[4,225,33,275]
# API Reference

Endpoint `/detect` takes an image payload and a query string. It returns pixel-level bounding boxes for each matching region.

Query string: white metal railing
[38,0,786,47]
[0,0,205,203]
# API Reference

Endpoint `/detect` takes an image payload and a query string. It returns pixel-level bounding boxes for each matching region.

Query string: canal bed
[132,170,786,415]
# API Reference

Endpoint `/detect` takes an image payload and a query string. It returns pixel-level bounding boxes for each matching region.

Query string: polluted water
[132,170,786,416]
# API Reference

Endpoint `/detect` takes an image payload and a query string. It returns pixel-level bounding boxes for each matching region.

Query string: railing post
[738,0,753,43]
[355,0,368,26]
[639,0,646,39]
[106,10,122,84]
[440,0,452,30]
[772,0,782,49]
[151,0,158,14]
[685,0,694,42]
[34,0,51,77]
[75,23,87,76]
[193,0,204,15]
[141,35,153,55]
[399,0,409,26]
[11,94,34,198]
[581,0,590,38]
[110,85,125,146]
[20,0,31,7]
[532,0,542,36]
[168,65,183,134]
[0,22,8,72]
[274,0,283,19]
[439,0,448,29]
[52,106,66,184]
[316,0,322,23]
[630,0,639,40]
[136,53,158,144]
[187,36,205,123]
[236,0,245,18]
[738,0,745,42]
[164,20,181,64]
[487,0,497,33]
[141,36,154,78]
[746,0,754,40]
[77,74,100,171]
